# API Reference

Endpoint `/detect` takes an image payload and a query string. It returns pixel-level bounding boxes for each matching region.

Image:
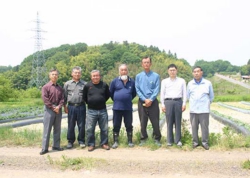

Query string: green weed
[242,159,250,170]
[47,155,105,170]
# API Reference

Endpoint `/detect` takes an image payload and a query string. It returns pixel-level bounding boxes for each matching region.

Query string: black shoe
[202,144,209,150]
[52,147,64,151]
[67,142,73,149]
[40,149,48,155]
[192,144,199,149]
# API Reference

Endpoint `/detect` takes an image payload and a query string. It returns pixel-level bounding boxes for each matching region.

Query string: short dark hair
[192,66,203,72]
[168,64,177,69]
[49,69,59,75]
[142,56,151,62]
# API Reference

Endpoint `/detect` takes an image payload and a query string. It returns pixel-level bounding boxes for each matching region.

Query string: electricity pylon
[30,12,47,89]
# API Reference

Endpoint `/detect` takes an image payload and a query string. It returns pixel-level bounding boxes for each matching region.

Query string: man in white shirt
[160,64,187,147]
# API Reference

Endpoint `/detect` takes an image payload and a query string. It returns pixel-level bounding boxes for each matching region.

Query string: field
[0,76,250,177]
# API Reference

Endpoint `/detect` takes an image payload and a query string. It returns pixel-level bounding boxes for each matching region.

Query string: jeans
[86,108,109,147]
[67,104,86,144]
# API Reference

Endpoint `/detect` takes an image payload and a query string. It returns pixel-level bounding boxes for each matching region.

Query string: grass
[242,159,250,170]
[0,98,43,109]
[47,155,106,170]
[1,121,249,150]
[0,126,68,147]
[0,126,41,147]
[209,127,250,149]
[209,76,250,102]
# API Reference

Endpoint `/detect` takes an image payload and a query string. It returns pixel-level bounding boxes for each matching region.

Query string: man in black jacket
[83,70,110,152]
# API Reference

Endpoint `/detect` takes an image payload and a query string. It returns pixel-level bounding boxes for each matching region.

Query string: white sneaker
[167,143,173,146]
[80,143,86,148]
[177,141,182,147]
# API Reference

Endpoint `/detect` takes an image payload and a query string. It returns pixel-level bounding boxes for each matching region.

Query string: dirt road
[1,103,250,177]
[0,146,250,178]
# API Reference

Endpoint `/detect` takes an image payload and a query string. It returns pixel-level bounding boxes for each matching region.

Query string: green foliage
[242,160,250,170]
[0,75,14,101]
[0,65,12,73]
[240,64,250,75]
[194,59,240,77]
[210,76,250,101]
[23,87,41,98]
[222,127,235,148]
[181,119,192,146]
[0,127,42,146]
[226,89,236,95]
[219,71,237,75]
[214,95,250,102]
[47,155,104,170]
[69,42,87,56]
[2,41,192,90]
[209,133,221,146]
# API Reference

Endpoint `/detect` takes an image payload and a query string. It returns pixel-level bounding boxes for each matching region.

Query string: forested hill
[2,41,193,90]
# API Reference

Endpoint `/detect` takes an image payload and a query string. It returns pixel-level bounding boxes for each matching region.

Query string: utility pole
[30,12,47,89]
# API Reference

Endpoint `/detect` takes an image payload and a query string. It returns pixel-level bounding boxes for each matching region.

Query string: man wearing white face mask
[110,64,136,149]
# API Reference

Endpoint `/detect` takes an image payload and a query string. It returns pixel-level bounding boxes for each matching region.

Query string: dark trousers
[67,104,86,144]
[138,99,161,141]
[42,106,62,150]
[190,113,209,146]
[113,110,133,133]
[164,99,183,144]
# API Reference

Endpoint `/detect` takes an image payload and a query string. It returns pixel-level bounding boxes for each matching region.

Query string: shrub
[23,87,41,98]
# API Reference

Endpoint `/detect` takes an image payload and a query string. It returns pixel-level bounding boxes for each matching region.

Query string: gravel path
[0,147,250,178]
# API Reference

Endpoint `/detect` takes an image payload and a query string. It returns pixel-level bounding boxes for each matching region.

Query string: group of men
[40,56,214,155]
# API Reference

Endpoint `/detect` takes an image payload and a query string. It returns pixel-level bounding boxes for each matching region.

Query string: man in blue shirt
[110,64,136,149]
[187,66,214,150]
[135,57,162,146]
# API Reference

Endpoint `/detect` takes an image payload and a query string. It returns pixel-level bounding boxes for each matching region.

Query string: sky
[1,0,250,67]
